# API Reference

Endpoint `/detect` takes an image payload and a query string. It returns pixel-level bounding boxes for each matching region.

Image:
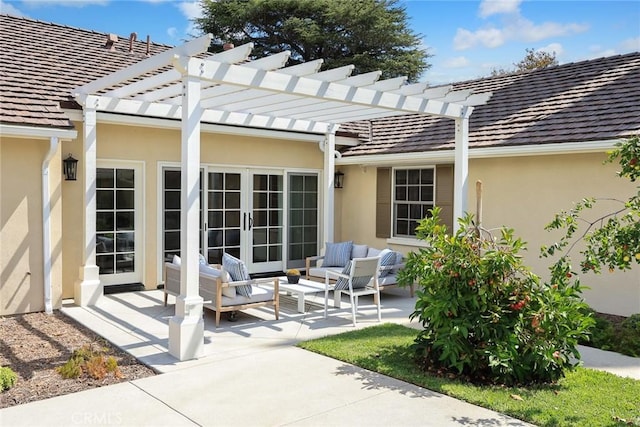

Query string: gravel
[0,311,156,409]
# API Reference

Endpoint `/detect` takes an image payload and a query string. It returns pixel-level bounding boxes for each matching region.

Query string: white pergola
[72,34,491,360]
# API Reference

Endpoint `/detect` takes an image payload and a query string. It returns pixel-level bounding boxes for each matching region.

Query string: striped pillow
[222,253,252,298]
[334,261,374,290]
[323,241,353,267]
[378,249,397,277]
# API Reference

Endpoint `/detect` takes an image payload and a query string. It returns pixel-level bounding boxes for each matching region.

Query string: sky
[1,0,638,84]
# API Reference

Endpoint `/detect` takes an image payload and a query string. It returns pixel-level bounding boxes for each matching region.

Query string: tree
[543,135,640,273]
[491,48,558,76]
[196,0,430,82]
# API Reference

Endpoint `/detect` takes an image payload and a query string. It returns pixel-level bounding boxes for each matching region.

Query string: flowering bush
[286,269,300,276]
[397,208,593,385]
[543,135,639,273]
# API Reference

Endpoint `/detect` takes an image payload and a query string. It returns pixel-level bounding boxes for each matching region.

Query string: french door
[96,162,143,286]
[162,166,318,274]
[203,169,283,273]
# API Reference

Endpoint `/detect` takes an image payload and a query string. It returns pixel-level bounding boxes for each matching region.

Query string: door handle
[248,213,253,231]
[243,213,247,231]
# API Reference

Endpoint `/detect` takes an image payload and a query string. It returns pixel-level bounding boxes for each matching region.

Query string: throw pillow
[199,254,207,265]
[323,241,353,267]
[222,253,252,298]
[199,263,236,298]
[334,261,374,290]
[172,255,181,265]
[378,249,396,277]
[351,244,368,259]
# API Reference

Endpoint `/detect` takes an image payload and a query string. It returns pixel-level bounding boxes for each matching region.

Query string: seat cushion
[219,286,274,307]
[323,241,353,267]
[309,266,342,278]
[222,253,252,297]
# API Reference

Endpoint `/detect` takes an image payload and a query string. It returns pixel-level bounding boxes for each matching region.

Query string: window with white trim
[393,168,435,237]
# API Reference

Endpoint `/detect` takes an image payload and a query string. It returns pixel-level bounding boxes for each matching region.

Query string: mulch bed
[0,311,156,409]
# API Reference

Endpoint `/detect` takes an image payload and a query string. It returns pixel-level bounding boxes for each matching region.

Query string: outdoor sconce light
[63,154,78,181]
[334,170,344,189]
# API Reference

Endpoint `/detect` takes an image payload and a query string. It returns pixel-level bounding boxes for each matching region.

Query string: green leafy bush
[0,366,18,391]
[398,208,594,385]
[619,314,640,357]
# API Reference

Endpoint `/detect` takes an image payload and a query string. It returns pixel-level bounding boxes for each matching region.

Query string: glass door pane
[204,171,242,264]
[250,172,283,273]
[287,173,318,269]
[97,166,141,285]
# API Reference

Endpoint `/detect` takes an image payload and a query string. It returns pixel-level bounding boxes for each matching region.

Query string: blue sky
[1,0,638,84]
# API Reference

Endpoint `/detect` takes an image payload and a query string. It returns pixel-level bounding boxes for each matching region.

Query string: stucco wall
[1,137,63,315]
[61,121,324,298]
[337,152,640,316]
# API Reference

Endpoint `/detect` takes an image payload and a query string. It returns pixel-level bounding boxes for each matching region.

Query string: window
[393,168,435,237]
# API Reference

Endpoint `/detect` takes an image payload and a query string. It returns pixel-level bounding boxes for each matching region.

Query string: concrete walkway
[1,289,638,426]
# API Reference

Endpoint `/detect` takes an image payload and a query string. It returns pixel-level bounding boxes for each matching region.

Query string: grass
[298,323,640,427]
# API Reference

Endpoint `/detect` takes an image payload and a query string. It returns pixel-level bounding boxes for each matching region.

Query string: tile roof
[0,14,172,129]
[341,52,640,156]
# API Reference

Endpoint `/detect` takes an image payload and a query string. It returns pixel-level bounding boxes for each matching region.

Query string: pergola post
[168,66,204,361]
[75,95,102,306]
[322,125,339,244]
[453,109,472,232]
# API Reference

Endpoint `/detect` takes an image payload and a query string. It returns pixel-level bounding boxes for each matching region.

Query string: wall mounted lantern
[334,170,344,189]
[63,154,78,181]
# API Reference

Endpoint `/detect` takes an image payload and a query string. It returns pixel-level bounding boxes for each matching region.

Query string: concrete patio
[1,287,638,426]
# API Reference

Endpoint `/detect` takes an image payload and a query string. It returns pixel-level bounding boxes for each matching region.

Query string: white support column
[75,96,103,306]
[169,65,204,361]
[453,108,472,232]
[322,125,339,245]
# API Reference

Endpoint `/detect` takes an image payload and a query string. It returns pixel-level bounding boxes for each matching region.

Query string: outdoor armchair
[324,256,382,327]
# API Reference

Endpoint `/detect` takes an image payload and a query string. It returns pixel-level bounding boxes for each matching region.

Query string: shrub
[619,314,640,357]
[0,366,18,392]
[57,342,122,380]
[397,208,594,385]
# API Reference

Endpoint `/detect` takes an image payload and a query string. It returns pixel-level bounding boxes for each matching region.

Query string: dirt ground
[0,311,156,409]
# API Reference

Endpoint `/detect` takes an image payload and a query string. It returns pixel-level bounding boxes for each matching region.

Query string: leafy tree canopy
[491,48,558,76]
[196,0,430,82]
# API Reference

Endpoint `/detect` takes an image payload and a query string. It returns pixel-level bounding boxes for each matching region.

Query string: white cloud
[443,56,471,68]
[538,43,564,58]
[512,17,588,43]
[178,1,202,20]
[167,27,178,39]
[454,16,588,50]
[620,37,640,51]
[0,0,24,15]
[479,0,521,18]
[454,27,504,50]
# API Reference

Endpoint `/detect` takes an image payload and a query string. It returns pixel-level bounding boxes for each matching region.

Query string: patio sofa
[305,241,414,297]
[164,255,279,327]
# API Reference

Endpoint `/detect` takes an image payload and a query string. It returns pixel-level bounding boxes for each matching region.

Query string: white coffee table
[277,277,326,313]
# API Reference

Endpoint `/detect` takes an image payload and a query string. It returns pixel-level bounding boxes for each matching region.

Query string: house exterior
[336,53,640,316]
[1,11,638,336]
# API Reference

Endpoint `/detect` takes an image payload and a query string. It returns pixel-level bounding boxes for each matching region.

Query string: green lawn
[298,323,640,427]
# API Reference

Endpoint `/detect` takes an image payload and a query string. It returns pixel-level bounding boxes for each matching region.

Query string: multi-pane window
[393,168,435,237]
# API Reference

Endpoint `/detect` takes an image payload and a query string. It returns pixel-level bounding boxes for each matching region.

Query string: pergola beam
[192,58,465,119]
